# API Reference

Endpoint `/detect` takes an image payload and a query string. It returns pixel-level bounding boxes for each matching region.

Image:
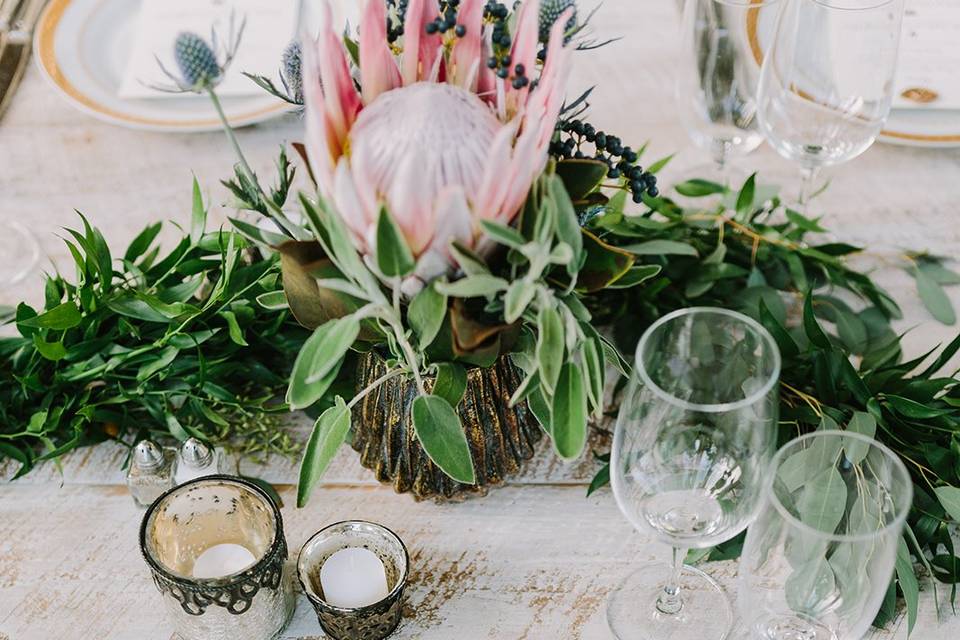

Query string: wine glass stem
[712,140,731,185]
[798,165,822,213]
[656,546,688,615]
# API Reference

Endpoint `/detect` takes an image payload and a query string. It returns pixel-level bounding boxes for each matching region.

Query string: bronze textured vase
[351,351,543,500]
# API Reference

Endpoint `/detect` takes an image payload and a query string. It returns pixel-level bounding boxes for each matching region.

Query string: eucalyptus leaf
[843,412,876,465]
[934,486,960,522]
[797,466,847,534]
[915,267,956,325]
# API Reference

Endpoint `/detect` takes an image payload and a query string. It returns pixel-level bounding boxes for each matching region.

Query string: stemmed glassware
[0,221,40,311]
[738,431,912,639]
[756,0,906,208]
[608,307,781,640]
[675,0,781,185]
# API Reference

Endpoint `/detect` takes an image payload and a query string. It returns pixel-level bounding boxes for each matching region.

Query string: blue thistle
[538,0,577,44]
[281,41,303,105]
[174,32,222,89]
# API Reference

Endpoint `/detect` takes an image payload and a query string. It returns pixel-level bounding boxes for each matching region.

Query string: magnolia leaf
[554,159,607,201]
[843,412,877,465]
[375,208,415,277]
[278,241,363,330]
[297,397,351,507]
[435,275,509,298]
[409,282,448,349]
[412,395,476,484]
[551,363,588,460]
[915,267,957,325]
[934,486,960,522]
[432,362,468,408]
[504,280,537,324]
[536,305,565,394]
[578,230,635,293]
[797,466,847,534]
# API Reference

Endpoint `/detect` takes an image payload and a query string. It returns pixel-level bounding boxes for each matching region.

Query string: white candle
[319,547,390,609]
[192,543,257,579]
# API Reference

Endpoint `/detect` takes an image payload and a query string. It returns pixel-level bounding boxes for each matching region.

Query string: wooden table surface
[2,2,960,639]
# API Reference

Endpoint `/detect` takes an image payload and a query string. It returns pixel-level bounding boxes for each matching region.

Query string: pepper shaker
[127,440,176,508]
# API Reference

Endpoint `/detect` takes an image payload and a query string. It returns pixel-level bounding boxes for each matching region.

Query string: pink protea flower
[303,0,574,292]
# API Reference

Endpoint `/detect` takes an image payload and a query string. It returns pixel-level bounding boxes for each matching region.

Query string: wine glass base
[0,221,40,292]
[752,613,836,640]
[607,562,734,640]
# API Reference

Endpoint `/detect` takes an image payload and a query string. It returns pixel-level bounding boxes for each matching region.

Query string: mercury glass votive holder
[298,521,410,640]
[139,475,295,640]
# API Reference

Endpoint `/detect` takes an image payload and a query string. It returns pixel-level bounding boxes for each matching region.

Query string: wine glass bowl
[756,0,906,203]
[608,307,781,640]
[675,0,782,183]
[737,431,913,640]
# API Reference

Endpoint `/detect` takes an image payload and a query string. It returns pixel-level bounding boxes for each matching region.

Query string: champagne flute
[738,431,912,639]
[756,0,906,208]
[608,307,781,640]
[675,0,781,185]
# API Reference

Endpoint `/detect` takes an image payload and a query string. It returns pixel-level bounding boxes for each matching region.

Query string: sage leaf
[435,275,509,298]
[843,411,876,465]
[551,363,588,460]
[375,208,415,277]
[528,386,553,436]
[504,280,537,324]
[409,282,447,349]
[915,267,956,325]
[287,321,348,410]
[303,316,360,384]
[797,466,847,534]
[622,240,699,257]
[549,174,584,274]
[432,362,467,408]
[297,397,351,507]
[412,395,476,484]
[536,305,565,394]
[934,486,960,522]
[479,219,527,249]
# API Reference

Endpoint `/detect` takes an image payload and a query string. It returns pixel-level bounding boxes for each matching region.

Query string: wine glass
[0,220,40,307]
[737,431,912,639]
[675,0,781,185]
[608,307,781,640]
[756,0,906,208]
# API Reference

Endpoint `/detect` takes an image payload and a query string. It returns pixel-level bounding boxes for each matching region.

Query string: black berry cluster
[551,119,659,202]
[425,0,468,37]
[385,0,409,43]
[479,2,533,89]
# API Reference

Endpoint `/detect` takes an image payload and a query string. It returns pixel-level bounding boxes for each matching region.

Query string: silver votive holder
[139,475,295,640]
[298,521,410,640]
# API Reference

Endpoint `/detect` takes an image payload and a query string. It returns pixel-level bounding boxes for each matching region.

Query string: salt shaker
[174,438,221,485]
[127,440,176,508]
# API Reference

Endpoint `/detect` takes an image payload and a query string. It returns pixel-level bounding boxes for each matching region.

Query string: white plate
[746,3,960,149]
[34,0,294,132]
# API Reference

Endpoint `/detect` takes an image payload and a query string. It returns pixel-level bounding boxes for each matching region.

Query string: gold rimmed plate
[746,1,960,149]
[34,0,294,132]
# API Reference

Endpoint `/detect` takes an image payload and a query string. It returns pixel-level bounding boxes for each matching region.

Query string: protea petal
[359,0,401,104]
[531,7,575,149]
[451,0,484,90]
[508,0,540,104]
[313,1,361,146]
[475,120,519,219]
[402,0,442,84]
[333,158,373,247]
[387,153,437,255]
[303,42,335,195]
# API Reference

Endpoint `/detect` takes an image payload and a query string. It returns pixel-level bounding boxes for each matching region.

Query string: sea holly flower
[539,0,577,43]
[302,0,574,294]
[152,14,246,94]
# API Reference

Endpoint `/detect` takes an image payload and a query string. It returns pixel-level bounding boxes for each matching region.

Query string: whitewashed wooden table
[2,2,960,639]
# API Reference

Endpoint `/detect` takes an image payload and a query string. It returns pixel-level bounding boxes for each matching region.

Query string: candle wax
[192,543,257,579]
[319,547,390,609]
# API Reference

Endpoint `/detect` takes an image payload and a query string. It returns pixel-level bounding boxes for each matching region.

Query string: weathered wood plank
[1,483,956,640]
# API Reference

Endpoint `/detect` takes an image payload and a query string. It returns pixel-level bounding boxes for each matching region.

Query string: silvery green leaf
[449,241,490,276]
[549,174,584,274]
[287,320,348,409]
[549,242,575,265]
[432,362,467,408]
[303,316,360,384]
[536,305,565,394]
[551,363,588,460]
[375,208,415,277]
[435,275,509,298]
[297,397,351,507]
[504,280,537,324]
[835,309,868,353]
[934,486,960,522]
[582,337,605,417]
[797,466,847,534]
[785,557,836,614]
[408,282,447,349]
[843,412,876,465]
[915,267,957,325]
[412,395,476,484]
[480,219,527,249]
[621,240,699,257]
